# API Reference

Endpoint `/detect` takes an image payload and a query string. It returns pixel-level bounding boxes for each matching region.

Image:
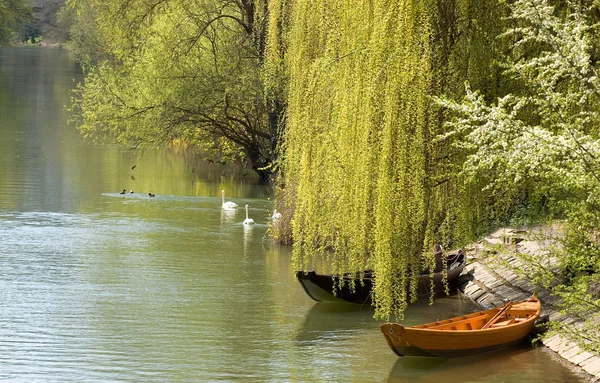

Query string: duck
[272,209,282,220]
[221,189,238,210]
[149,193,155,197]
[130,190,134,194]
[243,204,255,225]
[120,189,126,195]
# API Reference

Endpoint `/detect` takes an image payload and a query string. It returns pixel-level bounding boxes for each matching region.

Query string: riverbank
[458,227,600,381]
[15,41,63,48]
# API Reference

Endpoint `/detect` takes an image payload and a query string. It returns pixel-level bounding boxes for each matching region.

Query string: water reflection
[296,303,376,342]
[243,223,254,250]
[386,344,584,383]
[295,295,480,345]
[220,208,237,224]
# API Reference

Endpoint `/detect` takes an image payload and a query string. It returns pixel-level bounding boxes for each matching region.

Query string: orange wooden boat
[381,294,541,358]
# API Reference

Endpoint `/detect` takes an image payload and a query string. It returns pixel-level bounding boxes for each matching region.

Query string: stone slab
[554,339,576,353]
[487,281,504,289]
[494,285,515,296]
[474,269,493,279]
[487,298,505,307]
[560,344,583,360]
[503,273,520,283]
[469,288,487,300]
[544,296,562,305]
[477,295,496,308]
[464,282,479,292]
[581,357,600,376]
[581,355,600,367]
[570,351,595,365]
[537,290,551,300]
[544,335,568,351]
[511,280,531,290]
[476,275,495,285]
[542,334,559,345]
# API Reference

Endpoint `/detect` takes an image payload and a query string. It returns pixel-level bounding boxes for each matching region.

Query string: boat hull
[380,296,541,358]
[381,323,535,358]
[296,253,465,304]
[295,270,374,304]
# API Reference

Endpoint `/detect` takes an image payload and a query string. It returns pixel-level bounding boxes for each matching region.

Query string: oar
[481,302,513,329]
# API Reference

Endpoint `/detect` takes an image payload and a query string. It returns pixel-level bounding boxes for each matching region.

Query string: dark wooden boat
[296,251,466,304]
[380,294,541,358]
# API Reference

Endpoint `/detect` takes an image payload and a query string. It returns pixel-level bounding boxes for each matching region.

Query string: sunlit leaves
[65,0,273,175]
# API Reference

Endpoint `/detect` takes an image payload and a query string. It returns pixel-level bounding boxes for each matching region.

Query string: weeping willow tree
[268,0,507,320]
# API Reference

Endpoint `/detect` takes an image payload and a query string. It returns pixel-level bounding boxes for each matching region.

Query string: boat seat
[426,313,489,330]
[491,317,515,327]
[511,303,538,312]
[508,309,534,318]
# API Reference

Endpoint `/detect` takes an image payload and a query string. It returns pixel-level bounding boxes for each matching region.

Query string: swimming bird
[130,190,134,194]
[221,190,238,210]
[243,204,255,225]
[272,209,282,220]
[149,193,155,197]
[120,189,126,195]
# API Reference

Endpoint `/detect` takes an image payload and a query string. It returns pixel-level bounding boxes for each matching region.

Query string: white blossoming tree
[438,0,600,350]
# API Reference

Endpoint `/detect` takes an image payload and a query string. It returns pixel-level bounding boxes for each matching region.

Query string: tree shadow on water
[385,343,573,383]
[294,302,377,342]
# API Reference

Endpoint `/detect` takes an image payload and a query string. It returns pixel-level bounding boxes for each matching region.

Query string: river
[0,47,587,382]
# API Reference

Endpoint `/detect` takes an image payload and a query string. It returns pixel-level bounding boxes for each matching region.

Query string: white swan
[221,189,238,210]
[243,204,255,225]
[272,209,282,220]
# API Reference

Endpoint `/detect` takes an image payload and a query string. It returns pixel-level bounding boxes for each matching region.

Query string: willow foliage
[272,0,505,320]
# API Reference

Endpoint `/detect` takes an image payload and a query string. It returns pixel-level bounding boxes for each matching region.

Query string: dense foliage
[0,0,32,44]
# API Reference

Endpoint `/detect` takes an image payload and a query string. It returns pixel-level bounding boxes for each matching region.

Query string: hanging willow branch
[269,0,505,320]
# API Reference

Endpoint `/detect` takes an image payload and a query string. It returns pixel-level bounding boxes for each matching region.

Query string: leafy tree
[0,0,32,44]
[65,0,278,179]
[57,1,106,64]
[438,0,600,350]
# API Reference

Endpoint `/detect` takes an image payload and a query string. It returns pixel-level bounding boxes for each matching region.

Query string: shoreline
[4,39,65,49]
[458,228,600,381]
[15,41,64,48]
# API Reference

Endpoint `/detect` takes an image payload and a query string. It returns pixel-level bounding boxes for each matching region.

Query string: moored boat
[296,250,466,304]
[380,294,541,358]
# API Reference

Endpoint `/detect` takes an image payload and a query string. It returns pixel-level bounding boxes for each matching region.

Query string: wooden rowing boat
[380,294,541,358]
[296,250,466,304]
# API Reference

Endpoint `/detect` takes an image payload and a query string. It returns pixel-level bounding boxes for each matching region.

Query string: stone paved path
[458,228,600,381]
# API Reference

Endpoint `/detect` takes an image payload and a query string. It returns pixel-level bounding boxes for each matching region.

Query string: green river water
[0,46,588,382]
